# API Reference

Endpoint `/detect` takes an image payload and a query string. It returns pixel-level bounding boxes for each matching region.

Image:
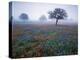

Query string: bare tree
[48,8,67,25]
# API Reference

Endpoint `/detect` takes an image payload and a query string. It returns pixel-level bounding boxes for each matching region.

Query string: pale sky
[12,1,78,24]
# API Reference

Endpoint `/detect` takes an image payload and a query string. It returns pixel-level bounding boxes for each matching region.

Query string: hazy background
[12,2,78,25]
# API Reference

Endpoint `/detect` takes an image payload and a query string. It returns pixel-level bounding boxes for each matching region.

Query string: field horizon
[12,22,78,58]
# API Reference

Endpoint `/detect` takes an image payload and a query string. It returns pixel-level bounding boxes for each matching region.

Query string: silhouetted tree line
[10,8,68,26]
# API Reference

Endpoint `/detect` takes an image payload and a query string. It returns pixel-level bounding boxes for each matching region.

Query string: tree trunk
[56,19,58,26]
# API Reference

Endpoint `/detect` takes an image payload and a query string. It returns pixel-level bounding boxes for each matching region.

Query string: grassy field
[12,23,78,58]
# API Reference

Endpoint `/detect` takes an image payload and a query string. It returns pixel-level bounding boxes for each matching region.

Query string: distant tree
[39,15,47,21]
[19,13,29,20]
[48,8,67,25]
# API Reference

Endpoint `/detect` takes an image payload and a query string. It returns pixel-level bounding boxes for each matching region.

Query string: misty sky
[12,1,78,24]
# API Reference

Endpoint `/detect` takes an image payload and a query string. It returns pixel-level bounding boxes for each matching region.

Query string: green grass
[12,24,78,58]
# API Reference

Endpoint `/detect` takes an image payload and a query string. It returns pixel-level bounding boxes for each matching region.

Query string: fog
[12,1,78,24]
